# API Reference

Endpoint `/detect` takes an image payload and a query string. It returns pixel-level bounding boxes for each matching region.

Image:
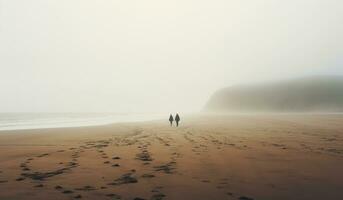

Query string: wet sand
[0,114,343,200]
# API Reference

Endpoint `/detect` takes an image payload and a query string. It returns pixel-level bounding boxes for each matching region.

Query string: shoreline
[2,112,343,133]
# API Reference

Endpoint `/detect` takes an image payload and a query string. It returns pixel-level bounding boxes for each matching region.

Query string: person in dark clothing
[175,113,180,127]
[169,114,174,126]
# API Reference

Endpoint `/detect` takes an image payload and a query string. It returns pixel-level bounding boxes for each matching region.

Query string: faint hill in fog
[205,76,343,113]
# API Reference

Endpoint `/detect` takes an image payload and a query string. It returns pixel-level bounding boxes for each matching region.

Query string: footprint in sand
[227,192,234,196]
[238,196,254,200]
[154,162,176,174]
[20,162,30,170]
[150,187,166,200]
[15,177,25,181]
[136,151,153,162]
[55,185,63,190]
[34,184,44,188]
[62,190,74,194]
[105,193,121,199]
[108,173,138,185]
[75,185,97,191]
[21,167,71,181]
[141,174,155,178]
[37,153,50,158]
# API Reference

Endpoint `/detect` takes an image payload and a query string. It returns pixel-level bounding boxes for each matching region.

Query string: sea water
[0,113,165,131]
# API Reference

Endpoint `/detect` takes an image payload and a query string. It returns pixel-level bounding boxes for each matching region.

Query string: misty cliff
[205,76,343,113]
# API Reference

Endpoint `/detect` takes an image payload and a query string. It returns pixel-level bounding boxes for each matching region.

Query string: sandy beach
[0,114,343,200]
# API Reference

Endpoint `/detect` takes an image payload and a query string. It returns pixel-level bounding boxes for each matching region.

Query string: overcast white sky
[0,0,342,113]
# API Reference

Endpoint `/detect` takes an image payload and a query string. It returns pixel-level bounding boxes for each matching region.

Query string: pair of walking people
[169,113,180,127]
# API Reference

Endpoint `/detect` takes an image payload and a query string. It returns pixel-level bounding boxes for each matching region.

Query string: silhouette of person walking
[175,113,180,127]
[169,114,174,126]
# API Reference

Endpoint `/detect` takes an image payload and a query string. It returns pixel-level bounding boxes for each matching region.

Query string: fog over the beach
[1,0,342,113]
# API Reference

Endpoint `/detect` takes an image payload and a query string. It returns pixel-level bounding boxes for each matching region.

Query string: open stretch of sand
[0,114,343,200]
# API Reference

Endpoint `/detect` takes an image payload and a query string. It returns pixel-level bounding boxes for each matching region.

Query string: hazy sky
[0,0,342,113]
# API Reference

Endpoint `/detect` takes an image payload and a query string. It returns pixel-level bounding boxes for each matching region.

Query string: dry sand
[0,114,343,200]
